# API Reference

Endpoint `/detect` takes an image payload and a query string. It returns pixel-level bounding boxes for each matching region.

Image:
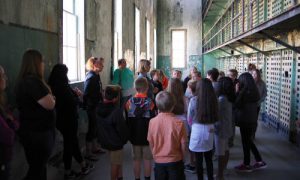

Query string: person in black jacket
[84,57,105,160]
[48,64,93,179]
[97,86,129,180]
[234,72,267,172]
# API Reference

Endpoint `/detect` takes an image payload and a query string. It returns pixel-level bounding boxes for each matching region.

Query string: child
[215,77,235,179]
[97,86,129,180]
[159,70,169,90]
[147,91,187,180]
[126,78,155,180]
[188,78,218,180]
[150,69,163,99]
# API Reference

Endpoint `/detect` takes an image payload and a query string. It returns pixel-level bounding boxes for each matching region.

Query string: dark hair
[229,69,238,77]
[218,77,235,103]
[195,78,218,124]
[207,68,219,81]
[48,64,69,95]
[237,72,260,103]
[18,49,44,80]
[104,86,119,100]
[253,69,262,83]
[247,63,256,71]
[118,59,126,66]
[155,91,176,112]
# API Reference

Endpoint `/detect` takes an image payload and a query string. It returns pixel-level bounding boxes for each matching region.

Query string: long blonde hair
[167,78,185,115]
[138,59,151,74]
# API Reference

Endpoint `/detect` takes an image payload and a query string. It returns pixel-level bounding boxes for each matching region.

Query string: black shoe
[185,164,196,173]
[64,170,80,179]
[81,163,95,175]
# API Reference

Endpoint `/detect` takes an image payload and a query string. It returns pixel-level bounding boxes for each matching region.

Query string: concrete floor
[45,122,300,180]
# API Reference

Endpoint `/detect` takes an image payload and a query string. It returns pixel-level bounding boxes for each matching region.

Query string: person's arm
[180,122,188,157]
[37,94,56,110]
[112,69,120,85]
[147,121,154,152]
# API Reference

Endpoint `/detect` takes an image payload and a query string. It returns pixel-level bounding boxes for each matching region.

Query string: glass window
[172,30,186,68]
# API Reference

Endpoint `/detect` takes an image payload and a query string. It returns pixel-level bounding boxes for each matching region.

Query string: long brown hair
[17,49,50,92]
[167,78,184,115]
[196,78,218,124]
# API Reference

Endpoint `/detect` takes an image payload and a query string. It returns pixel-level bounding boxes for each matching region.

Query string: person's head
[172,70,182,80]
[206,68,219,82]
[48,64,69,90]
[251,69,262,83]
[135,77,148,93]
[238,72,260,102]
[218,77,235,103]
[159,69,166,78]
[192,71,202,81]
[187,79,197,95]
[167,78,184,115]
[138,59,151,73]
[195,78,218,124]
[218,71,225,79]
[247,63,256,72]
[190,66,198,76]
[86,57,104,73]
[0,66,7,92]
[18,49,44,80]
[228,69,238,81]
[104,86,120,102]
[118,59,127,69]
[155,91,176,113]
[150,69,160,81]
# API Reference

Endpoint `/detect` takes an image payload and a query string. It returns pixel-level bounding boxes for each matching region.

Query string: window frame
[171,29,187,69]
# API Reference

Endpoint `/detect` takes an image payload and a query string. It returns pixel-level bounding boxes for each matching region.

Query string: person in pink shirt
[147,91,187,180]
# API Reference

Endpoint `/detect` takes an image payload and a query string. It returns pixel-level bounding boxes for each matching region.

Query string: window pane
[63,12,77,47]
[63,47,78,81]
[172,30,186,68]
[63,0,74,13]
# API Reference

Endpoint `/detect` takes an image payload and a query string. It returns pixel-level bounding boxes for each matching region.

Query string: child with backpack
[126,78,155,180]
[97,86,129,180]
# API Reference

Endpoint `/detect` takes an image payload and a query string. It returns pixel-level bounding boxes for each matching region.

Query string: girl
[188,78,218,180]
[48,64,93,179]
[16,49,56,180]
[215,77,235,180]
[234,72,267,172]
[137,59,154,99]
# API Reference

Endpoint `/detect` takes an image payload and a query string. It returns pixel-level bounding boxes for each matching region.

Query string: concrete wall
[0,0,156,179]
[157,0,202,77]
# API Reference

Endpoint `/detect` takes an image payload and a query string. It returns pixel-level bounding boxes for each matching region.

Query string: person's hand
[74,87,83,97]
[235,83,239,93]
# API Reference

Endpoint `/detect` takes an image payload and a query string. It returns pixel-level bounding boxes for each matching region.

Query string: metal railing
[203,0,299,53]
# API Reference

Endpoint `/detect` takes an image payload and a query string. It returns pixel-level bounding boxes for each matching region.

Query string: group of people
[0,49,298,180]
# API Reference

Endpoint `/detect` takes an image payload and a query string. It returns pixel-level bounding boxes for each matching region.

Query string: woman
[252,69,267,116]
[48,64,93,178]
[137,59,154,99]
[84,57,105,160]
[16,49,56,180]
[188,78,218,180]
[0,66,19,180]
[234,72,267,172]
[183,66,197,92]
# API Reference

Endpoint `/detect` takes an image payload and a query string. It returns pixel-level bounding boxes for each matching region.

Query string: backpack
[97,107,129,151]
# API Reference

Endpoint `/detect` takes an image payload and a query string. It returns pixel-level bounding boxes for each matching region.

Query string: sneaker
[64,170,80,179]
[234,164,253,172]
[252,161,267,170]
[184,164,196,173]
[81,163,94,175]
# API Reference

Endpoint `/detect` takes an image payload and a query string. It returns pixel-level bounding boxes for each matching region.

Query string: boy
[150,69,163,99]
[97,86,129,180]
[147,91,187,180]
[126,78,155,180]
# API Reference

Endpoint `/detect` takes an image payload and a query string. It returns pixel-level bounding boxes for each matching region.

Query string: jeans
[240,127,262,165]
[194,150,213,180]
[154,161,185,180]
[86,107,98,142]
[21,129,55,180]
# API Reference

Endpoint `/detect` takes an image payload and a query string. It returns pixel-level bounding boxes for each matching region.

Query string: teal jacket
[112,68,134,95]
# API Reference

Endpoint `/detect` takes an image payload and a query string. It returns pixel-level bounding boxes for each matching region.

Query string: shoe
[234,164,253,172]
[64,170,80,179]
[92,148,106,154]
[252,161,267,170]
[184,164,196,173]
[81,163,95,175]
[84,155,99,161]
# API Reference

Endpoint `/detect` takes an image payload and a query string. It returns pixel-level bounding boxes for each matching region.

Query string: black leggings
[61,128,84,170]
[86,107,97,142]
[194,150,213,180]
[21,130,55,180]
[240,127,262,165]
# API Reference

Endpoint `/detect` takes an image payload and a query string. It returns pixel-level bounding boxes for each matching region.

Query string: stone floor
[11,121,300,180]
